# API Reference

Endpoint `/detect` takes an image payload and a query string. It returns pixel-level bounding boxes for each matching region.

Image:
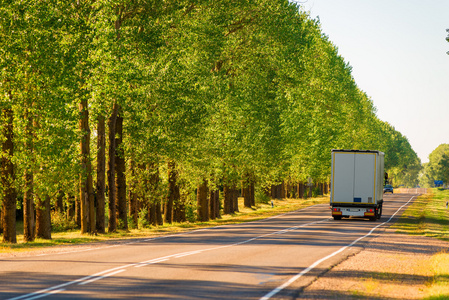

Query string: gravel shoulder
[299,228,449,299]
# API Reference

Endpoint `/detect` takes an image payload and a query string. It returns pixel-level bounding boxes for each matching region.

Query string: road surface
[0,192,420,300]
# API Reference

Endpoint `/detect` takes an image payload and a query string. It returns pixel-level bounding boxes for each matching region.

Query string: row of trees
[1,0,420,243]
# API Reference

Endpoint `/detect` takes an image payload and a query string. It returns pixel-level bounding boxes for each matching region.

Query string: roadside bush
[138,208,149,228]
[256,188,270,204]
[51,211,78,232]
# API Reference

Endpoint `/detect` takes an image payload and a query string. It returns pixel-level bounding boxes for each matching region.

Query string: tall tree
[107,103,118,232]
[23,105,35,242]
[79,98,95,234]
[1,104,17,243]
[115,113,127,230]
[165,161,178,224]
[197,179,209,222]
[96,116,106,233]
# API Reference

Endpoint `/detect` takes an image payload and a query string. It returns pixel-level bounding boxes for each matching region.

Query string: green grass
[392,188,449,241]
[391,188,449,299]
[424,250,449,300]
[0,196,329,254]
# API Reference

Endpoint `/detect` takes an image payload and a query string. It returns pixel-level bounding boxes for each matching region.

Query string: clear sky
[297,0,449,163]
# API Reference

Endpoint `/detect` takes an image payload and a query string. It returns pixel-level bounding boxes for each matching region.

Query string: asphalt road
[0,192,419,300]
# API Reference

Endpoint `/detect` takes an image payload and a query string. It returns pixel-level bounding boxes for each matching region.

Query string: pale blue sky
[298,0,449,163]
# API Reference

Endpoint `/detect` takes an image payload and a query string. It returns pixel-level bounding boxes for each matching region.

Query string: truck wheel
[333,216,342,220]
[369,216,377,221]
[377,207,382,219]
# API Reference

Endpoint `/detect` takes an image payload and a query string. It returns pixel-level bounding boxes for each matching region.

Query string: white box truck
[330,149,384,221]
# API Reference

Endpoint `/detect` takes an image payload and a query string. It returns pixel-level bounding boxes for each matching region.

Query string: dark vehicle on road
[383,184,393,193]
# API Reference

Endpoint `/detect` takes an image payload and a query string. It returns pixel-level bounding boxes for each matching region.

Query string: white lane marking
[23,289,66,300]
[13,204,328,260]
[77,263,138,284]
[135,258,170,267]
[8,264,137,300]
[8,279,79,300]
[78,269,126,285]
[173,250,203,258]
[260,195,416,300]
[9,216,330,300]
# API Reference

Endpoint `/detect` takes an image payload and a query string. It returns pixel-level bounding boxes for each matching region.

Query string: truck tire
[377,207,382,219]
[333,216,342,220]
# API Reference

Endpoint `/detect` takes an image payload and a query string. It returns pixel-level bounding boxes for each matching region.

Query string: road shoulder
[298,228,449,299]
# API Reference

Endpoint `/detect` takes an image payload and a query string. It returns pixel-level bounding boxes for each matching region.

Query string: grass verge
[390,189,449,299]
[393,189,449,241]
[0,196,329,255]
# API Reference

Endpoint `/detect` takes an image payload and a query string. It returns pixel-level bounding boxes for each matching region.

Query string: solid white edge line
[259,195,416,300]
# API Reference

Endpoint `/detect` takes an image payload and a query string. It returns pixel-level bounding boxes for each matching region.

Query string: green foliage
[421,144,449,187]
[138,208,149,229]
[51,212,78,233]
[256,188,271,205]
[0,0,421,236]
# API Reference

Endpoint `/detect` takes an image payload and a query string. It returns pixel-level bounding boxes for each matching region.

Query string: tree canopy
[1,0,420,242]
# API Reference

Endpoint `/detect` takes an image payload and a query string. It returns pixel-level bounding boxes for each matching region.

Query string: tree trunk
[23,171,35,242]
[156,202,163,225]
[1,107,16,243]
[165,161,178,224]
[233,185,239,212]
[107,102,118,232]
[75,180,81,228]
[23,107,35,242]
[87,163,95,233]
[242,173,252,208]
[299,182,305,199]
[173,192,185,223]
[96,116,106,233]
[143,163,154,226]
[115,113,127,230]
[55,191,64,213]
[250,179,255,207]
[147,162,162,226]
[280,181,285,199]
[197,179,209,222]
[223,184,232,214]
[128,158,138,228]
[209,189,219,220]
[270,185,276,199]
[67,194,75,220]
[149,203,156,226]
[79,98,95,234]
[173,181,185,223]
[36,195,51,239]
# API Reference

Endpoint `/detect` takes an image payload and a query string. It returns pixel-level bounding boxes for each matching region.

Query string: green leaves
[1,0,420,204]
